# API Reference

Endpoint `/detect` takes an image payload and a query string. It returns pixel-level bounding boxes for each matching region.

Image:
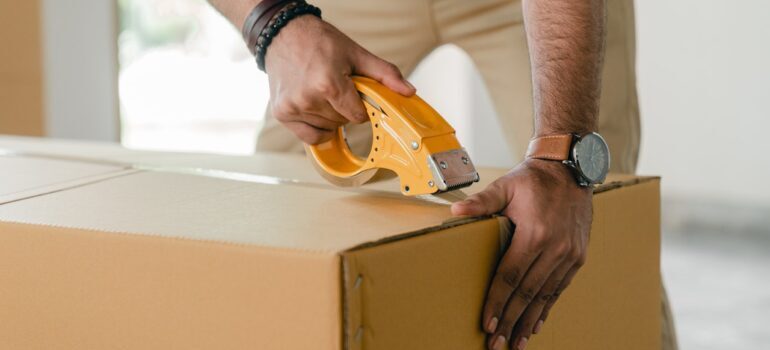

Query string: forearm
[523,0,605,137]
[208,0,262,29]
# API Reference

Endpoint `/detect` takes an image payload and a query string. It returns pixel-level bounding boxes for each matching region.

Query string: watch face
[573,133,610,184]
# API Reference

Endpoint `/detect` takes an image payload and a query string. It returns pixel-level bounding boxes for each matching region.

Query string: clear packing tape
[0,148,467,207]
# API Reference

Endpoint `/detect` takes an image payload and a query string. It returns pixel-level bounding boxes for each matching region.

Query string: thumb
[450,183,509,217]
[352,49,416,96]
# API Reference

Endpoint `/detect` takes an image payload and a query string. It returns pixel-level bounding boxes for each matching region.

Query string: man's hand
[451,159,592,350]
[264,15,415,144]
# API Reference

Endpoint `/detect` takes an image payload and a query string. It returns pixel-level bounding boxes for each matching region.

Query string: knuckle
[384,62,402,77]
[539,289,555,303]
[575,256,587,268]
[554,242,571,259]
[294,96,315,112]
[315,79,339,97]
[531,235,548,250]
[515,287,536,303]
[573,251,587,266]
[533,222,549,235]
[271,100,294,121]
[530,224,550,243]
[500,268,522,288]
[303,130,331,145]
[519,314,536,330]
[552,286,565,299]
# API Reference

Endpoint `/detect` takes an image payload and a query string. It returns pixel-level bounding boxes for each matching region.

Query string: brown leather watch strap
[525,134,574,161]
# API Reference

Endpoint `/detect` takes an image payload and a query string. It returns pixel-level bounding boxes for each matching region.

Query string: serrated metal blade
[415,189,469,205]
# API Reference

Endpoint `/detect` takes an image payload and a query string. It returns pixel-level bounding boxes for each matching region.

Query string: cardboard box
[0,137,661,349]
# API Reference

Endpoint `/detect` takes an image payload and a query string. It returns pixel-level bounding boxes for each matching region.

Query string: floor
[662,227,770,349]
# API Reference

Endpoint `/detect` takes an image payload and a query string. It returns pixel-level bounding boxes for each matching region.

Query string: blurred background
[1,0,769,348]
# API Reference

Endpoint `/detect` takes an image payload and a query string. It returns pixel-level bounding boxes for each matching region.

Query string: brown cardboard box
[0,137,661,349]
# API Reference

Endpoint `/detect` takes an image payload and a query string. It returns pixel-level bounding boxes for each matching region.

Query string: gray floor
[662,228,770,349]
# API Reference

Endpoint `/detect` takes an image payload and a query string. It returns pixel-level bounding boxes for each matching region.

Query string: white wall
[41,0,119,141]
[410,46,513,169]
[635,0,770,206]
[414,1,770,208]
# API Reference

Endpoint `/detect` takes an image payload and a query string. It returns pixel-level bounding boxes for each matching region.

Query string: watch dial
[574,133,610,183]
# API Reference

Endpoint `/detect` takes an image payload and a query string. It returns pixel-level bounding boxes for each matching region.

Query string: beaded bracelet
[254,2,322,72]
[241,0,292,55]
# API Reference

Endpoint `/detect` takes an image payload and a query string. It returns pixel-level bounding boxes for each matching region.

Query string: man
[210,0,675,349]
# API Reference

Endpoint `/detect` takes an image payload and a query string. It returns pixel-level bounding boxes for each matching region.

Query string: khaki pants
[255,0,676,348]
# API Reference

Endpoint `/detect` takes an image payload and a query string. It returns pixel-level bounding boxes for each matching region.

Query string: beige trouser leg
[254,0,674,348]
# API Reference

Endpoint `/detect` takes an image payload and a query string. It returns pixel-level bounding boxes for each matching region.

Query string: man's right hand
[264,15,416,144]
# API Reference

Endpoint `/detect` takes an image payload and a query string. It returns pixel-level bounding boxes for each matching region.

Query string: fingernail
[403,79,416,91]
[517,336,529,350]
[486,317,499,333]
[492,335,506,350]
[534,320,543,334]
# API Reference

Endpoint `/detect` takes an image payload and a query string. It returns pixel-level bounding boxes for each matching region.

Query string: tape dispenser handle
[305,76,382,181]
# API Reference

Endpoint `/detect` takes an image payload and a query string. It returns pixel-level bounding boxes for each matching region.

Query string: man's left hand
[451,158,592,350]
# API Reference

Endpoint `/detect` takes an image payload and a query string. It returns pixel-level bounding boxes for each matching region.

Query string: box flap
[0,155,133,204]
[0,137,656,253]
[0,170,464,252]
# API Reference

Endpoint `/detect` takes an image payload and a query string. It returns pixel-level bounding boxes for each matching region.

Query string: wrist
[264,15,323,70]
[524,158,578,183]
[533,112,597,138]
[526,132,610,187]
[534,126,595,139]
[242,0,322,71]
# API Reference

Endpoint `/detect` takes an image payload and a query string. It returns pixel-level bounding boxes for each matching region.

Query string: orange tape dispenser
[306,76,480,198]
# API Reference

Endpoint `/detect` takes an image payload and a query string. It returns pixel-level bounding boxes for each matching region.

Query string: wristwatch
[525,132,610,187]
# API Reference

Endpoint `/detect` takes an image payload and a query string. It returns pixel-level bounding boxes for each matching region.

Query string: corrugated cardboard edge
[339,215,508,350]
[593,175,659,194]
[339,176,659,254]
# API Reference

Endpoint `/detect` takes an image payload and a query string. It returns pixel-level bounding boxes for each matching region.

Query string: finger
[451,181,509,217]
[508,259,573,349]
[287,111,343,132]
[284,120,335,145]
[312,100,353,125]
[538,264,580,326]
[481,231,539,337]
[352,49,416,96]
[290,91,349,125]
[325,77,369,124]
[274,94,347,128]
[489,256,557,350]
